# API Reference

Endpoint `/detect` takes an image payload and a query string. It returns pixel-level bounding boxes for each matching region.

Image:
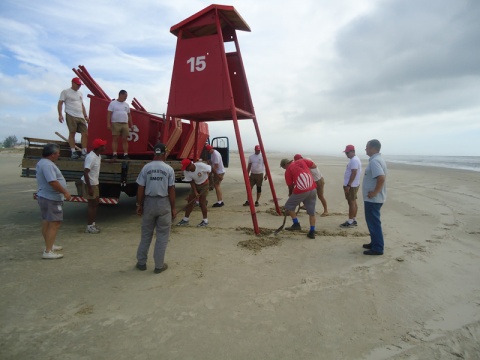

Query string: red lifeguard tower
[167,4,281,234]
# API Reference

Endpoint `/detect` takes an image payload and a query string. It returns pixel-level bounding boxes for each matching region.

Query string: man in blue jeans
[362,139,387,255]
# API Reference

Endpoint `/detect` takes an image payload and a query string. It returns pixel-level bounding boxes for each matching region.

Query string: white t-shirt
[248,153,265,174]
[59,88,85,118]
[210,150,225,174]
[81,151,101,185]
[107,100,130,123]
[344,155,362,187]
[183,162,211,184]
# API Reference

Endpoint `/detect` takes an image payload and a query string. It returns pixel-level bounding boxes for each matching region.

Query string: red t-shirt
[285,159,316,194]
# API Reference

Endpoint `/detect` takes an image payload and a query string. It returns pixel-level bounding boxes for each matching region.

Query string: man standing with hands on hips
[362,139,387,255]
[244,145,267,207]
[58,77,89,159]
[135,143,176,274]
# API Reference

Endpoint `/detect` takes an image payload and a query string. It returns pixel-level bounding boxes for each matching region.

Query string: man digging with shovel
[280,158,317,239]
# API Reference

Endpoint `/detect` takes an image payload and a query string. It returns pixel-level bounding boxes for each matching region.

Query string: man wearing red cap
[58,77,89,159]
[341,144,362,228]
[243,145,267,207]
[205,145,225,207]
[81,138,106,234]
[176,159,211,227]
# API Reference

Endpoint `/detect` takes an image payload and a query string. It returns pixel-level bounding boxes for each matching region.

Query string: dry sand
[0,149,479,359]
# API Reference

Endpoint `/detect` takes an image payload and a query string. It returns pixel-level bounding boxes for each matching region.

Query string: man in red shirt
[280,158,317,239]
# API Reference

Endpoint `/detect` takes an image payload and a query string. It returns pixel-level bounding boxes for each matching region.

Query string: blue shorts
[38,197,64,222]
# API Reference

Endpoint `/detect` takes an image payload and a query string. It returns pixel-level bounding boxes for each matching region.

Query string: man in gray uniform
[135,143,176,273]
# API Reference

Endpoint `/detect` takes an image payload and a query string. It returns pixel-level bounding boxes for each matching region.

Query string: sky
[1,0,479,156]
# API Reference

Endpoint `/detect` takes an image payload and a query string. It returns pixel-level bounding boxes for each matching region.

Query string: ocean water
[384,155,480,172]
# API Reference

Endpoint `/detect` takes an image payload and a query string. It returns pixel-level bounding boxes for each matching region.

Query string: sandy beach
[0,149,479,360]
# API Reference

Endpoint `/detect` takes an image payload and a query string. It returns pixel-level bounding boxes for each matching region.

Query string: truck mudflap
[33,193,119,205]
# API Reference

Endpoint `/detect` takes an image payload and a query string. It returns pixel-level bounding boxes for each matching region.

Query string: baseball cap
[280,158,292,168]
[154,143,166,155]
[343,145,355,153]
[293,154,303,161]
[254,145,260,151]
[181,158,192,171]
[92,138,107,149]
[72,77,83,85]
[205,145,213,151]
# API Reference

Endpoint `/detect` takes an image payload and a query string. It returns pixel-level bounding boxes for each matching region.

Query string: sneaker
[85,225,100,234]
[363,243,372,249]
[71,153,80,159]
[176,219,189,226]
[212,202,224,207]
[42,251,63,259]
[285,223,301,231]
[352,220,358,226]
[154,263,168,274]
[255,201,259,207]
[123,155,129,160]
[112,154,118,160]
[136,263,146,271]
[307,230,316,239]
[243,200,250,206]
[339,221,355,228]
[52,244,63,251]
[197,220,208,227]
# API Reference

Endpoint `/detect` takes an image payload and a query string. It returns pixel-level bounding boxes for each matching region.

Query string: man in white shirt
[206,145,226,207]
[81,138,106,233]
[176,159,211,227]
[107,90,133,160]
[244,145,267,207]
[58,77,89,159]
[341,144,362,228]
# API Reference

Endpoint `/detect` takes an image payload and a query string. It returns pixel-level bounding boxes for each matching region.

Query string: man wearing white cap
[58,77,89,159]
[243,145,267,207]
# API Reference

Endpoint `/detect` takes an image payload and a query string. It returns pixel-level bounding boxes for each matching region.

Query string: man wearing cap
[280,158,317,239]
[341,145,362,228]
[206,145,225,207]
[244,145,268,207]
[135,143,176,274]
[294,154,329,216]
[107,90,133,160]
[176,159,211,227]
[58,77,89,159]
[362,139,387,255]
[81,138,106,234]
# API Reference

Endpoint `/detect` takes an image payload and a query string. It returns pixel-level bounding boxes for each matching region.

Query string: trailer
[20,66,229,204]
